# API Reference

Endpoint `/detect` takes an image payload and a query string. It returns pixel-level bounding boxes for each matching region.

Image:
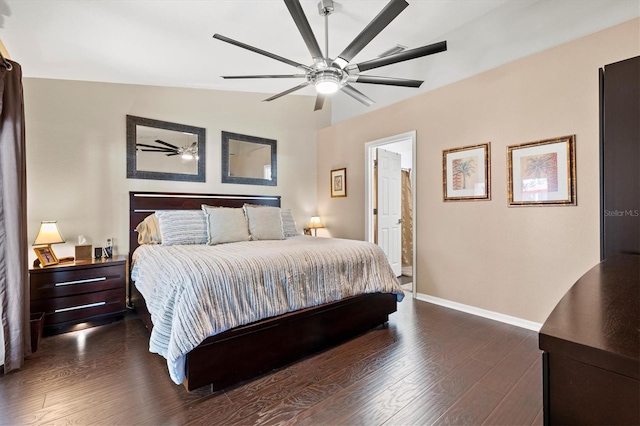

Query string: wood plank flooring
[0,296,542,425]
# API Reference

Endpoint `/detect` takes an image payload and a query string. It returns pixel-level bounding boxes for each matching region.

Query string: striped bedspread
[131,235,404,384]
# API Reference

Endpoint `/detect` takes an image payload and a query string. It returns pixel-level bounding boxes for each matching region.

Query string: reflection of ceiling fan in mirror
[136,139,199,160]
[213,0,447,111]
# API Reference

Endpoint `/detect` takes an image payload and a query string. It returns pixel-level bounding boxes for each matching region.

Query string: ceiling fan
[213,0,447,111]
[136,139,198,160]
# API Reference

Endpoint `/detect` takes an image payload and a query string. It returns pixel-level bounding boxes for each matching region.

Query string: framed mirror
[127,115,206,182]
[221,131,277,186]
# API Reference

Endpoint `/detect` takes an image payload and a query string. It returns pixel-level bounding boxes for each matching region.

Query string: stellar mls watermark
[604,209,640,217]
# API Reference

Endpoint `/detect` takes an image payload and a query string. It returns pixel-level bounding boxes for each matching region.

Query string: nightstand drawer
[31,264,125,300]
[32,288,125,326]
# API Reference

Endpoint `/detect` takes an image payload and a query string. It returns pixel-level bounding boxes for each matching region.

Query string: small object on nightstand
[104,238,113,258]
[94,247,103,259]
[306,216,324,237]
[75,245,92,261]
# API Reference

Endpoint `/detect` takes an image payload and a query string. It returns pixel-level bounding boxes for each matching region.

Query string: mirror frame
[221,131,277,186]
[126,115,206,182]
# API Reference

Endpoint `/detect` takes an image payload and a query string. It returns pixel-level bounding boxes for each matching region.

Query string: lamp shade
[307,216,324,229]
[33,221,65,246]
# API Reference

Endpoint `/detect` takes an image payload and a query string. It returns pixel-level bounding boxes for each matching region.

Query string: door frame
[364,130,417,296]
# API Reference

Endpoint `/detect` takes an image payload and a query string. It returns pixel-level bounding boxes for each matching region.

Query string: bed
[129,191,402,391]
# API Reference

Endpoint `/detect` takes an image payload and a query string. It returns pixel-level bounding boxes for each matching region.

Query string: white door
[376,148,402,277]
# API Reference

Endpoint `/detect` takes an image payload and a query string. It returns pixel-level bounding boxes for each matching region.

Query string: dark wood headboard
[129,191,281,256]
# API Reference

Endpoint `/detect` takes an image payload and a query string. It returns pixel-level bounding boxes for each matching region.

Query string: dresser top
[30,255,127,274]
[539,254,639,379]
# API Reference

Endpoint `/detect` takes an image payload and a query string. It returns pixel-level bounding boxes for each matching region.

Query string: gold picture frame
[331,168,347,198]
[443,143,491,201]
[507,135,576,206]
[34,246,59,267]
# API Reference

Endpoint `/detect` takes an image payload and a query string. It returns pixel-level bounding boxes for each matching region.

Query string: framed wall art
[507,135,576,206]
[443,143,491,201]
[331,168,347,198]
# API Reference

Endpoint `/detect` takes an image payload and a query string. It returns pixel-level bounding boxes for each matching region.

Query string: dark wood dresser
[539,254,640,425]
[30,256,127,335]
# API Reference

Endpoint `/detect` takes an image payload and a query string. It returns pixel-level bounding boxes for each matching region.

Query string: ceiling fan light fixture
[315,75,340,94]
[313,68,344,94]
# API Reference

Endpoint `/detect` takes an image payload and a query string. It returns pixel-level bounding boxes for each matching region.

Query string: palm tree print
[521,153,558,192]
[452,157,477,190]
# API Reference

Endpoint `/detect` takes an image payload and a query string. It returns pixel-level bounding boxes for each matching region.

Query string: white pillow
[155,210,207,246]
[202,205,251,245]
[244,205,285,240]
[280,209,299,237]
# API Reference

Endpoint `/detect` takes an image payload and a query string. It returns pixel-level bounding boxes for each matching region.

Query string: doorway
[365,131,416,296]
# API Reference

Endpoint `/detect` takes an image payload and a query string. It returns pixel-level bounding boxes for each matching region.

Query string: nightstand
[30,255,127,336]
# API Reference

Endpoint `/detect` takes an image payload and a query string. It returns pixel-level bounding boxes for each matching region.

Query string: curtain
[0,59,29,373]
[401,169,413,269]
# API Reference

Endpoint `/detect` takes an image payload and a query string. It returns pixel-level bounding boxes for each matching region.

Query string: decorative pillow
[154,210,208,246]
[244,205,285,240]
[202,205,251,245]
[135,213,162,245]
[280,209,299,237]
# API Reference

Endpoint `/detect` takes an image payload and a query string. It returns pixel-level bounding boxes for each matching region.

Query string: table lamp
[33,221,65,264]
[307,216,324,237]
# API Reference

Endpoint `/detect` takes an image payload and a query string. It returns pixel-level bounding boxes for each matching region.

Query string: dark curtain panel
[0,59,29,373]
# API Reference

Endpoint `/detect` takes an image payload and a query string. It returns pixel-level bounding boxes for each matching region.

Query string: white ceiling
[2,0,638,124]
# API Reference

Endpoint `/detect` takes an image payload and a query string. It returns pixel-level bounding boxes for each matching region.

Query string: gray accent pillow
[280,209,299,237]
[155,210,207,246]
[202,205,251,245]
[244,205,285,240]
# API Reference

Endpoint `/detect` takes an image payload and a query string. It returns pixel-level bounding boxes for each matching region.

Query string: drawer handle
[55,277,106,287]
[54,301,106,313]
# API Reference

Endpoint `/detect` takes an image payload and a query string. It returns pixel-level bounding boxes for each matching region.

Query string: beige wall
[316,18,640,324]
[24,80,329,262]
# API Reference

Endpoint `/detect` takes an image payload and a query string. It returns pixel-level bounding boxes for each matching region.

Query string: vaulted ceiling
[3,0,638,123]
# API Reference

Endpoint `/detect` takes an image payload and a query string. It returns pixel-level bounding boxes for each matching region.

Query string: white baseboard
[415,293,542,332]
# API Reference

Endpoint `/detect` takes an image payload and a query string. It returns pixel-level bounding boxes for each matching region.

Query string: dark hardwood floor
[0,296,542,425]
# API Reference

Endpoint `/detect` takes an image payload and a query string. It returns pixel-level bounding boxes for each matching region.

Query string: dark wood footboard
[132,284,396,391]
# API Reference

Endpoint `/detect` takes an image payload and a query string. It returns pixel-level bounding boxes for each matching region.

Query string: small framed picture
[331,168,347,198]
[507,135,576,206]
[303,228,312,236]
[34,246,59,267]
[443,143,491,201]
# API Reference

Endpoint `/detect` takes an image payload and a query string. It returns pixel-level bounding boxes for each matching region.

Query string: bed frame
[129,191,397,391]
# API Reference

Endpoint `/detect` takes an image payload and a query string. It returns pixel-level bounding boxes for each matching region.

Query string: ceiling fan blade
[263,82,311,102]
[351,75,423,88]
[314,94,325,111]
[221,74,307,79]
[334,0,408,67]
[166,153,181,156]
[213,33,312,71]
[283,0,324,61]
[340,84,375,107]
[154,139,181,150]
[350,41,447,73]
[136,143,176,151]
[139,148,176,153]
